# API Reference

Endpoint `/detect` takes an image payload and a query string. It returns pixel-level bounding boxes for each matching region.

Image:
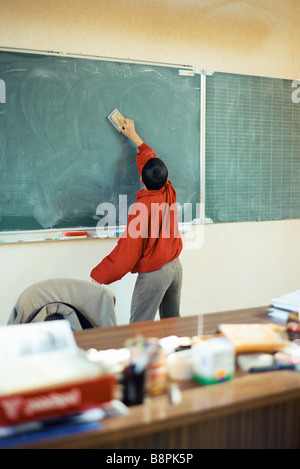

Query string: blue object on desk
[0,421,101,448]
[249,363,295,373]
[0,411,103,448]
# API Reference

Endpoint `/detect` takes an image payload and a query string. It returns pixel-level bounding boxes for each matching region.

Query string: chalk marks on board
[0,52,200,231]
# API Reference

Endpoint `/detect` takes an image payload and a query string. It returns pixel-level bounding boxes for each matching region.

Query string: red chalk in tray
[63,232,88,238]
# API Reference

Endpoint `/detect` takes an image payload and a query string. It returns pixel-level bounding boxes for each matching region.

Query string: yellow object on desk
[218,323,286,353]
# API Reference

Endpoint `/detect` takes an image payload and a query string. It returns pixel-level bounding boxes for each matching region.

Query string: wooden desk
[74,305,273,351]
[18,307,300,449]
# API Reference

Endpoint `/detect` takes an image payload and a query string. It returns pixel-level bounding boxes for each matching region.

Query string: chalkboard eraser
[63,231,88,238]
[107,108,125,132]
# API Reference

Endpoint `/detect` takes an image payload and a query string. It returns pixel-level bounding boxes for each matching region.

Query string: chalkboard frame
[0,48,203,244]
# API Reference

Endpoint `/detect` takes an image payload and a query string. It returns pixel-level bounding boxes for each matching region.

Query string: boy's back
[91,118,183,322]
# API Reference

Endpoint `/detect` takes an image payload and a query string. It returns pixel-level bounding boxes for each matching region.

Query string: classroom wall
[1,0,300,325]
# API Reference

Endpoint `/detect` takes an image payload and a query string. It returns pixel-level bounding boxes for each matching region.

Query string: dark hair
[142,158,168,190]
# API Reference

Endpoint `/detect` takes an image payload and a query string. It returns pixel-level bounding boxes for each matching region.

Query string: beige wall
[0,0,300,325]
[1,0,300,79]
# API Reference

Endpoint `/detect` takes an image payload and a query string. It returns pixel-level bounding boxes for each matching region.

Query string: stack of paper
[271,290,300,313]
[0,321,115,428]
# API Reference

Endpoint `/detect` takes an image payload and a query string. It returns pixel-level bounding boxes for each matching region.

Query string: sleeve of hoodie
[90,215,147,284]
[90,143,154,285]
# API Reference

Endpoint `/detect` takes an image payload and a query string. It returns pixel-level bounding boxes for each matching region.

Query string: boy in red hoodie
[91,118,182,322]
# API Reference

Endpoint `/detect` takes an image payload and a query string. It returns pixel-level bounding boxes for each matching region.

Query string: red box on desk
[0,374,116,427]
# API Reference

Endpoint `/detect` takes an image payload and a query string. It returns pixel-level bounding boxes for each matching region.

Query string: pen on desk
[249,363,296,373]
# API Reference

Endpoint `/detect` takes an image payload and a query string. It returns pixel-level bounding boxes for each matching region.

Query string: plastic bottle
[146,344,167,396]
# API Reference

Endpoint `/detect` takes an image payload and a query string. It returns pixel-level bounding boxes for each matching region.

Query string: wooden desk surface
[17,307,300,449]
[74,306,271,351]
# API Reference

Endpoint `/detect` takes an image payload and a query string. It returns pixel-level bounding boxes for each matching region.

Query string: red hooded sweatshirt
[90,143,183,284]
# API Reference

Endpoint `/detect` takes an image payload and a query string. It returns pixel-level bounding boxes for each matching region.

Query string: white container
[167,349,193,381]
[192,337,235,385]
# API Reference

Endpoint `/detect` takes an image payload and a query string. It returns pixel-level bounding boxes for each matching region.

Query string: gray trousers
[130,258,182,323]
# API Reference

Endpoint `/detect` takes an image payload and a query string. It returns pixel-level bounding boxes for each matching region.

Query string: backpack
[28,301,93,330]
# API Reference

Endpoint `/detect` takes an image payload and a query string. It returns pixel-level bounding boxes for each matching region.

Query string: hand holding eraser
[107,108,125,132]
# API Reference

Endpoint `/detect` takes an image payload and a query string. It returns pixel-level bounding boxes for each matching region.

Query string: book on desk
[0,321,116,447]
[268,289,300,324]
[271,290,300,313]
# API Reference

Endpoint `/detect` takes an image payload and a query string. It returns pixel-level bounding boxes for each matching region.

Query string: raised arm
[118,117,157,175]
[119,118,144,147]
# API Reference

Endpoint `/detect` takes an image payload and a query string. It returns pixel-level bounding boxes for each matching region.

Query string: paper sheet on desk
[272,290,300,313]
[0,349,104,395]
[0,321,77,363]
[0,321,115,428]
[0,321,104,394]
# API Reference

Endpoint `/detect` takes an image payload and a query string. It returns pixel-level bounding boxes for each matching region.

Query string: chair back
[8,278,117,330]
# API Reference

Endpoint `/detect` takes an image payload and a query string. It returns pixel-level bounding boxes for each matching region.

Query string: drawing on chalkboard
[0,78,5,103]
[0,51,201,233]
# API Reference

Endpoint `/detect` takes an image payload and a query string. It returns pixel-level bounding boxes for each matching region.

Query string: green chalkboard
[205,72,300,223]
[0,51,201,232]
